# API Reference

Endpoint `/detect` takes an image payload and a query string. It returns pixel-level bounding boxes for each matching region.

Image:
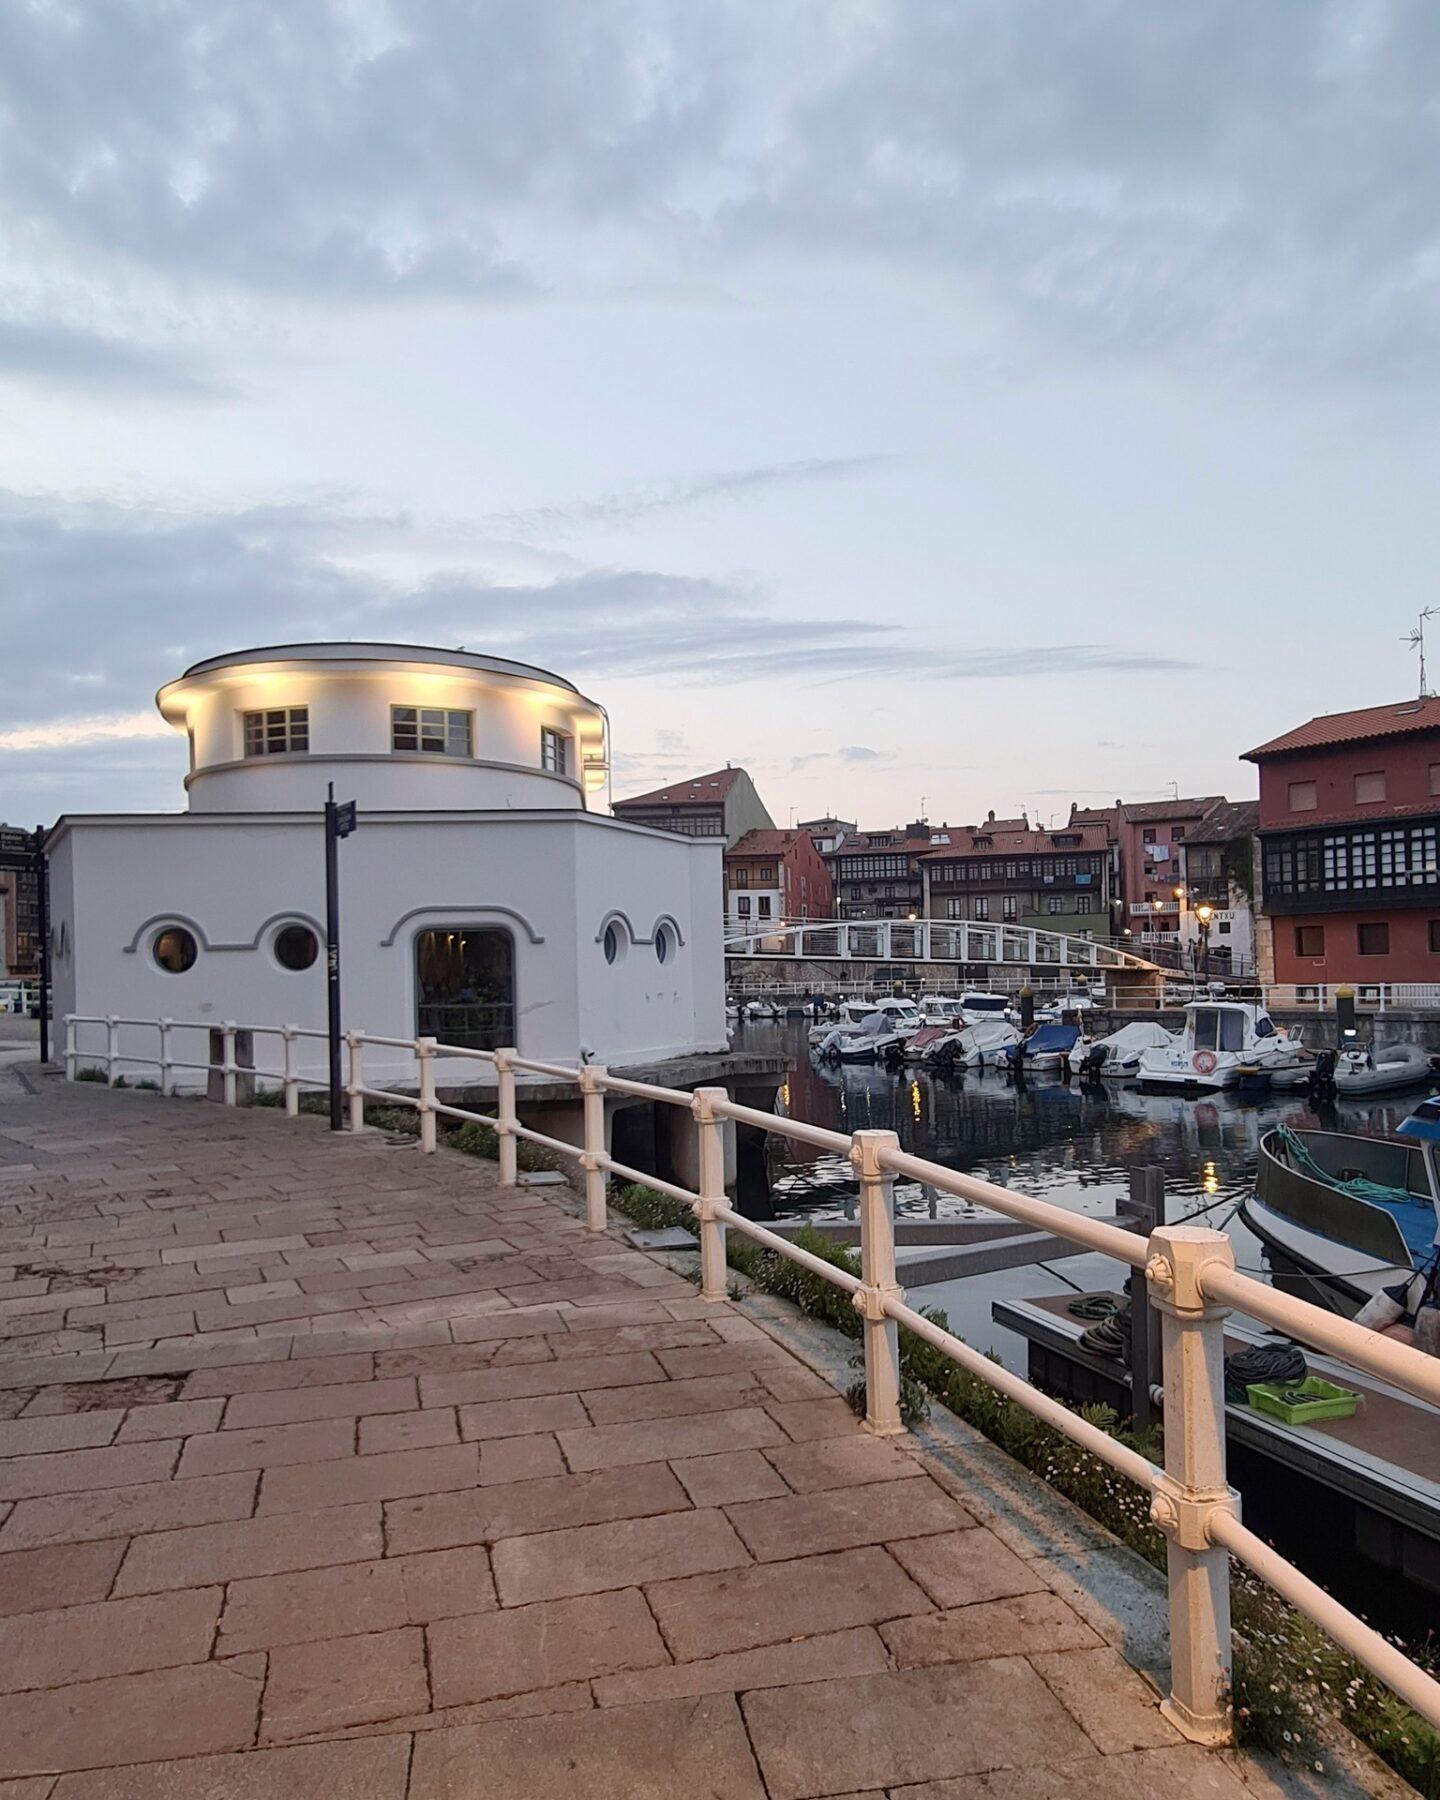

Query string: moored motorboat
[1243,1112,1440,1317]
[923,1018,1021,1069]
[1137,1000,1301,1091]
[1333,1043,1436,1098]
[1069,1020,1176,1081]
[1005,1022,1081,1073]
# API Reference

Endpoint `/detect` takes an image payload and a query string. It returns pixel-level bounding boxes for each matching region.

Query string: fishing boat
[1136,1000,1302,1091]
[1004,1022,1081,1072]
[917,995,968,1027]
[806,998,881,1045]
[1243,1111,1440,1317]
[1068,1020,1176,1081]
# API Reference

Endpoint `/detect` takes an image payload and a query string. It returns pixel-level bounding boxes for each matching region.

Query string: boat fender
[1192,1050,1218,1076]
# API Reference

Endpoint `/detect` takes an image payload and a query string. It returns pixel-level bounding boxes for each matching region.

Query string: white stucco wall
[157,646,608,815]
[48,809,725,1085]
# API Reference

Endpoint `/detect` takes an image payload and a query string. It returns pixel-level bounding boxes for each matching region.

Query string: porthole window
[655,924,673,964]
[274,924,320,971]
[603,923,621,965]
[152,927,198,974]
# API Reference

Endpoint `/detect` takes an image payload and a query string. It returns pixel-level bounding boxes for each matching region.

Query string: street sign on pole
[324,786,358,1131]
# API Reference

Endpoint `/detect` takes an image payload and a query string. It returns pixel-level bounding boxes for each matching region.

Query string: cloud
[488,456,897,536]
[0,489,1198,820]
[1,4,1437,376]
[0,321,226,398]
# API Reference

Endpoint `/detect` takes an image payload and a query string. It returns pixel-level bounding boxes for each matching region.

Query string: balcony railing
[62,1010,1440,1751]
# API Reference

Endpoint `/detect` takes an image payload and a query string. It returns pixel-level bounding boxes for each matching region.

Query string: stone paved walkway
[0,1067,1287,1797]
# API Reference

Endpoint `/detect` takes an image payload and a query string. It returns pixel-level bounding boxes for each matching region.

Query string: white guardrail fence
[62,1012,1440,1747]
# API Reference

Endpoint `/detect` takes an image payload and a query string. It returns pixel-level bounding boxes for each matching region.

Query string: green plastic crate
[1245,1377,1361,1425]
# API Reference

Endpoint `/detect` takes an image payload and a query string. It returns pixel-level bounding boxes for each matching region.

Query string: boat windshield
[1192,1008,1245,1052]
[964,996,1008,1015]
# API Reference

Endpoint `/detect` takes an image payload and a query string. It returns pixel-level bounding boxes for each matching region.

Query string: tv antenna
[1405,607,1438,698]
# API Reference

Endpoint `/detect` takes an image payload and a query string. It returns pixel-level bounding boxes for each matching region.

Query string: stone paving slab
[0,1070,1275,1796]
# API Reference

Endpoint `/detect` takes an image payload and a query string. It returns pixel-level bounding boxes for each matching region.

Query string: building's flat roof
[171,642,585,696]
[1244,696,1440,760]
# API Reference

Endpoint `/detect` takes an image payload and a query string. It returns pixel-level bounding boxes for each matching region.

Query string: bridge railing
[62,1010,1440,1747]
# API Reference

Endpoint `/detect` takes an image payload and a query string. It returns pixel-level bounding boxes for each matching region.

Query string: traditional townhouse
[826,824,933,920]
[724,829,834,931]
[921,814,1112,939]
[1244,697,1440,985]
[612,766,774,847]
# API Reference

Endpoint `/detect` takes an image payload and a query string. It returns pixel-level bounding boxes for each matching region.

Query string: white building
[47,643,726,1081]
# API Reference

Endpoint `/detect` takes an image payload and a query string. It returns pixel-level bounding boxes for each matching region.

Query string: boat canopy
[1397,1097,1440,1144]
[1098,1022,1174,1054]
[1020,1023,1081,1055]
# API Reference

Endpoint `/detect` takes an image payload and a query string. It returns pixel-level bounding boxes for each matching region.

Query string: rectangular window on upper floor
[1354,771,1386,804]
[392,706,472,757]
[1288,780,1318,812]
[541,726,569,775]
[243,707,309,757]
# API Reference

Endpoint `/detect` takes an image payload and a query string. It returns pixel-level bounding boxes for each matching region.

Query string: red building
[1244,696,1440,984]
[1114,797,1222,950]
[724,829,833,931]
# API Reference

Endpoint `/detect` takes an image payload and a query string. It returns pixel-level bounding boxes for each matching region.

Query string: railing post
[221,1021,237,1106]
[851,1128,905,1436]
[417,1036,438,1152]
[158,1018,172,1095]
[106,1015,120,1086]
[494,1048,518,1186]
[1145,1224,1238,1746]
[63,1014,76,1082]
[578,1062,609,1231]
[691,1086,729,1300]
[281,1026,300,1116]
[345,1030,364,1132]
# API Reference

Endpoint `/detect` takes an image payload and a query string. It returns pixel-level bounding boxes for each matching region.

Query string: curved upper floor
[156,643,610,813]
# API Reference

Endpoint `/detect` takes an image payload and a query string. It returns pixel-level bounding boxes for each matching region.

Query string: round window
[274,924,320,971]
[603,923,621,965]
[152,927,198,974]
[655,925,671,964]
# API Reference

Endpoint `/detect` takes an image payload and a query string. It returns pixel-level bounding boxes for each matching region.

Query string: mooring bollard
[1146,1223,1237,1745]
[281,1026,299,1116]
[63,1014,76,1082]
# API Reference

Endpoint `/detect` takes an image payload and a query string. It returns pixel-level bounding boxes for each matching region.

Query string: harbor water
[738,1017,1425,1371]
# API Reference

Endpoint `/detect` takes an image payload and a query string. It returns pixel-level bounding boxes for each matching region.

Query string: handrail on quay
[60,1010,1440,1747]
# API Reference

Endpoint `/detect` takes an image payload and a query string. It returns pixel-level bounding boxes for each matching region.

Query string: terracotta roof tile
[1121,796,1222,823]
[727,829,802,857]
[1183,799,1258,844]
[1244,697,1440,760]
[614,768,746,807]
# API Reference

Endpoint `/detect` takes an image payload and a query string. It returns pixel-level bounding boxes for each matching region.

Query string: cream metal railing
[61,1011,1440,1746]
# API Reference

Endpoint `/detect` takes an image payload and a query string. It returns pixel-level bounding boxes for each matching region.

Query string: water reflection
[743,1020,1421,1252]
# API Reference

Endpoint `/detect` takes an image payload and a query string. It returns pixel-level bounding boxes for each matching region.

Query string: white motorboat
[807,998,877,1045]
[818,1011,909,1063]
[956,992,1014,1026]
[917,995,967,1027]
[1069,1020,1176,1081]
[743,998,782,1020]
[924,1018,1022,1069]
[1137,1001,1302,1092]
[1331,1043,1435,1098]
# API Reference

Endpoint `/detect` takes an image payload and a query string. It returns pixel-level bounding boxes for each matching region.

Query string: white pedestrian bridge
[724,917,1165,973]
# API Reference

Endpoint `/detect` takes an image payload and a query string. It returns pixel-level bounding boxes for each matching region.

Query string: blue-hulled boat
[1004,1022,1081,1072]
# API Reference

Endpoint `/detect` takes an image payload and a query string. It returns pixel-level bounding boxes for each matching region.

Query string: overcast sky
[3,1,1439,829]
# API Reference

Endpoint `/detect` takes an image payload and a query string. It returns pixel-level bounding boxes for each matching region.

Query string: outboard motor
[1082,1043,1108,1082]
[1307,1048,1338,1103]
